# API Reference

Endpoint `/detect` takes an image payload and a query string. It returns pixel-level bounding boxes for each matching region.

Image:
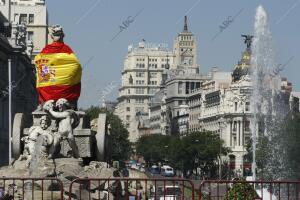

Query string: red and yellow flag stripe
[34,42,82,103]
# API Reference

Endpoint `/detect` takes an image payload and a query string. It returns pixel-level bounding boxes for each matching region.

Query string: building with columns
[195,37,298,174]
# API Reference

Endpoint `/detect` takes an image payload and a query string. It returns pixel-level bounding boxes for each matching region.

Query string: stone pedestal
[60,129,94,158]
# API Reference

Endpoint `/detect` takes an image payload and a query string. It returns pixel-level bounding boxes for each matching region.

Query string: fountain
[251,5,292,181]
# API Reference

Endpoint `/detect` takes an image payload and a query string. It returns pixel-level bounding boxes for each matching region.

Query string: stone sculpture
[18,115,53,166]
[43,98,79,158]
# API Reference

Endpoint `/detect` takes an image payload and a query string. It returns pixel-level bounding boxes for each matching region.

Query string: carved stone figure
[50,24,65,42]
[19,115,53,166]
[44,98,79,158]
[15,23,27,48]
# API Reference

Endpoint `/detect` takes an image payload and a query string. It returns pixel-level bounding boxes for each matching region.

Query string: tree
[105,110,133,162]
[135,131,230,177]
[136,134,173,166]
[84,106,132,162]
[180,132,230,178]
[225,180,258,200]
[84,106,101,120]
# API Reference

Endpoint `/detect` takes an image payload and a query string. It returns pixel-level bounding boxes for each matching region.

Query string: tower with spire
[173,16,198,74]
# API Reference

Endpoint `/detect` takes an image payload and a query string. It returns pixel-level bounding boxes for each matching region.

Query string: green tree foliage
[135,134,173,165]
[84,106,132,162]
[281,113,300,179]
[225,181,258,200]
[84,106,101,120]
[105,110,133,162]
[136,131,230,175]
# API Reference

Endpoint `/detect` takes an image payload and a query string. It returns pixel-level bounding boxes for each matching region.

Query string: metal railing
[68,177,195,200]
[199,180,300,200]
[1,177,299,200]
[0,177,64,200]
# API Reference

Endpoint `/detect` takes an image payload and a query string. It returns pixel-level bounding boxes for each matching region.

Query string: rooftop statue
[241,34,254,50]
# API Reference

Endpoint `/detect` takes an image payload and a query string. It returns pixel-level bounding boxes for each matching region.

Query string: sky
[46,0,300,108]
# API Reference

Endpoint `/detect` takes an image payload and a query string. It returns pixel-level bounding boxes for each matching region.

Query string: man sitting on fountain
[43,98,79,158]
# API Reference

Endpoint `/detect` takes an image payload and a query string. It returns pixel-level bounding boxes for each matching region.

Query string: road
[145,171,228,199]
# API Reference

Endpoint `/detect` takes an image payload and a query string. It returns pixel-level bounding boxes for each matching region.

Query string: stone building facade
[0,12,37,166]
[115,16,200,142]
[0,0,48,58]
[114,40,175,142]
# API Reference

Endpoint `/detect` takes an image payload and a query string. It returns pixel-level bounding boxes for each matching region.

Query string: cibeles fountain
[0,25,115,199]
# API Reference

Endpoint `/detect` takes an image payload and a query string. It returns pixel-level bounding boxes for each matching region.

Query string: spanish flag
[34,42,82,103]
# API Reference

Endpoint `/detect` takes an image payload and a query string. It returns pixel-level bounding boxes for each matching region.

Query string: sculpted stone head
[50,24,64,42]
[40,115,51,130]
[56,98,69,111]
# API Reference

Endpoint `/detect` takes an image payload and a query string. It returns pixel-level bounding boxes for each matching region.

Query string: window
[136,80,144,85]
[14,13,19,22]
[233,121,237,131]
[135,88,144,94]
[136,98,144,104]
[126,99,130,103]
[19,14,27,24]
[136,63,145,68]
[128,89,130,94]
[28,14,34,24]
[126,115,130,121]
[244,120,250,131]
[149,81,157,85]
[150,72,157,78]
[178,82,183,94]
[149,88,157,94]
[135,107,144,113]
[27,31,34,41]
[126,107,130,111]
[245,102,250,111]
[234,102,238,111]
[136,72,144,77]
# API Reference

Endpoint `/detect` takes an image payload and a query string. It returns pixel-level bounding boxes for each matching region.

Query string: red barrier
[1,177,299,199]
[199,180,300,200]
[0,177,64,200]
[68,177,195,200]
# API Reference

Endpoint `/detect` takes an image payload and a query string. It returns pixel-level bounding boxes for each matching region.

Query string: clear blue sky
[46,0,300,108]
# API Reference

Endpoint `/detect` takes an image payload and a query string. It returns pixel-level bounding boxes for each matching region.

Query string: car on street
[149,185,182,200]
[150,165,160,174]
[161,165,175,177]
